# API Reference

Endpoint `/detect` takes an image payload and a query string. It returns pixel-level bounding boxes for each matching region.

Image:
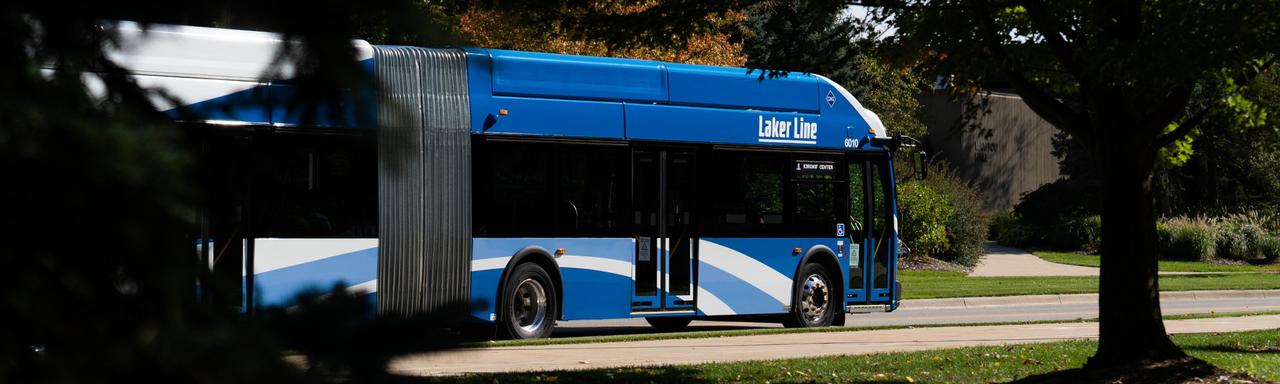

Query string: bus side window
[474,140,630,237]
[476,140,553,237]
[252,133,377,238]
[703,150,785,236]
[558,146,629,236]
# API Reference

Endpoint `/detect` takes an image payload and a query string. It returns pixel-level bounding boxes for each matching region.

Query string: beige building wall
[919,92,1062,211]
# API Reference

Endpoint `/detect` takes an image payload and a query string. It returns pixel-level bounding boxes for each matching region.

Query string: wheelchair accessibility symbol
[836,223,846,237]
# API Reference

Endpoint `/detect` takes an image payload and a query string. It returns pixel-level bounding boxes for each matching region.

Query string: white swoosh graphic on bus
[699,240,792,306]
[697,286,734,315]
[471,257,511,272]
[250,238,378,275]
[347,279,377,294]
[557,255,632,278]
[470,255,631,279]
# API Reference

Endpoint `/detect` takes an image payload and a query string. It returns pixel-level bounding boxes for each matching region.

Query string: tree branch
[970,0,1093,146]
[1152,105,1209,149]
[1145,86,1193,134]
[1153,55,1280,147]
[1022,1,1083,78]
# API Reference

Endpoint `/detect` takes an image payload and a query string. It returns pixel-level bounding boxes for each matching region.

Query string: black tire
[784,262,838,328]
[499,262,558,339]
[645,316,693,332]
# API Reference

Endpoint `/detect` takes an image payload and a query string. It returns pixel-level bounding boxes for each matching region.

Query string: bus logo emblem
[826,91,837,107]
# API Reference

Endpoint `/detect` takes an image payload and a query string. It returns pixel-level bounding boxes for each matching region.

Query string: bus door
[632,148,696,312]
[847,155,895,304]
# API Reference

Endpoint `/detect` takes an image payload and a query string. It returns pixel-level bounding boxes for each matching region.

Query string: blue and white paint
[100,22,375,128]
[469,238,635,322]
[247,238,378,307]
[243,236,863,320]
[696,238,850,316]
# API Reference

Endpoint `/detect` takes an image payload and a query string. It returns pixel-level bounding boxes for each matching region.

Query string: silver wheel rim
[512,278,547,333]
[800,273,829,324]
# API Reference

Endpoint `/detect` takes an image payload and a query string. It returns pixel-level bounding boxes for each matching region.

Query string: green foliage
[849,54,930,139]
[922,164,990,267]
[1065,215,1102,254]
[1156,122,1198,170]
[1158,63,1280,216]
[898,181,952,257]
[259,286,464,381]
[742,3,930,140]
[896,162,990,266]
[1009,171,1101,251]
[989,211,1035,248]
[1215,212,1279,262]
[1260,235,1280,263]
[1,1,463,381]
[741,0,860,85]
[1158,217,1219,261]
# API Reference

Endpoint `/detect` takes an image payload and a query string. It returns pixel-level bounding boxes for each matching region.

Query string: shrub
[1159,217,1217,261]
[921,164,991,267]
[1012,178,1099,246]
[1066,215,1102,253]
[897,181,952,257]
[1216,212,1276,261]
[990,210,1035,248]
[1258,234,1280,263]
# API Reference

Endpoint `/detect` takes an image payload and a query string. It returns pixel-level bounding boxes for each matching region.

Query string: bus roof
[464,48,888,149]
[107,23,889,150]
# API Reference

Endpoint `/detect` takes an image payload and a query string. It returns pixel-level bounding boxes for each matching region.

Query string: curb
[901,289,1280,309]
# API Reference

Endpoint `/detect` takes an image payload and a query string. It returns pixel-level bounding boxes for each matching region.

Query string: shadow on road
[551,324,770,338]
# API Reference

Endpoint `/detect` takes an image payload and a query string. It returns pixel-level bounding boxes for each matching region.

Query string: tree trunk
[1087,122,1186,367]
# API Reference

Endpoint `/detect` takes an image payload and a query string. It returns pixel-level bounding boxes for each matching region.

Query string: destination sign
[794,159,836,180]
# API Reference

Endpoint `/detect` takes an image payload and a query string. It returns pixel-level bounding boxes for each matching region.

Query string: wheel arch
[795,245,844,304]
[497,246,565,321]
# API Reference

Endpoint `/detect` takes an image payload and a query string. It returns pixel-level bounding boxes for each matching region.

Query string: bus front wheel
[500,262,558,339]
[785,262,838,328]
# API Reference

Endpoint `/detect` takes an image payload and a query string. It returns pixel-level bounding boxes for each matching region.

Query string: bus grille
[373,46,472,320]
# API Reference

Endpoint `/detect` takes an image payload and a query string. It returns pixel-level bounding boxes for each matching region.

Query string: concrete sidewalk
[968,243,1099,276]
[965,243,1256,277]
[389,315,1280,376]
[904,289,1280,309]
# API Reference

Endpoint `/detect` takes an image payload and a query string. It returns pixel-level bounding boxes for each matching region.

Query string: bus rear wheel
[645,316,693,332]
[500,262,558,339]
[785,262,838,328]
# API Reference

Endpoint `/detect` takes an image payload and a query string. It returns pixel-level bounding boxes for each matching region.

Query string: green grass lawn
[477,310,1280,348]
[898,270,1280,299]
[426,328,1280,383]
[1034,250,1280,272]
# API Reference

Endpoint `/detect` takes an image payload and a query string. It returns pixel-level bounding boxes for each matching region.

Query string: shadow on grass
[1185,345,1280,354]
[1008,356,1260,384]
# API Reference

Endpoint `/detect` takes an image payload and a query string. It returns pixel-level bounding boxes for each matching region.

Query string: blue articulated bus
[116,23,906,339]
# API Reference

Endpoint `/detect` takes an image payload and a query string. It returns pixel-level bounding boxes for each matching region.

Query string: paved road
[390,315,1280,375]
[549,291,1280,337]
